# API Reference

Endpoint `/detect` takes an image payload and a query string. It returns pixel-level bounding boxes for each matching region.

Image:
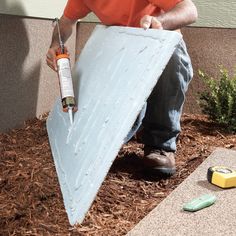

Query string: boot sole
[144,167,176,177]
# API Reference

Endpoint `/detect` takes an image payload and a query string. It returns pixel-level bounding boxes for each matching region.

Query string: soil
[0,113,235,236]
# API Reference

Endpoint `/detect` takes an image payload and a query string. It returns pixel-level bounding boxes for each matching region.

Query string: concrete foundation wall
[76,23,236,114]
[0,14,76,132]
[1,18,235,132]
[182,27,236,113]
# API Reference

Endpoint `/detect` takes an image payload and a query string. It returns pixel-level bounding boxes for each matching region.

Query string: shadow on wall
[0,1,40,132]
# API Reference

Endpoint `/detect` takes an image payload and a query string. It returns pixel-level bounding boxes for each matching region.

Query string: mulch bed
[0,113,235,235]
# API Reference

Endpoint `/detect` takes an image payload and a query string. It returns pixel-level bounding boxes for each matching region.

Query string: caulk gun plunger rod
[55,18,64,53]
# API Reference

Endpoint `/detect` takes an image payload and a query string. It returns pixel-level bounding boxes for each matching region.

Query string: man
[46,0,198,176]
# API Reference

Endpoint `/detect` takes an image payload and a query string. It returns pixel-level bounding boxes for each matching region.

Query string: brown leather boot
[143,146,176,176]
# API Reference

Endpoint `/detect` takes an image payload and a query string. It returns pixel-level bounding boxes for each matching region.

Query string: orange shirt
[64,0,182,27]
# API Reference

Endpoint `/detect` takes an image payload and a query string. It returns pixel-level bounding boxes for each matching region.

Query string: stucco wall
[0,14,76,132]
[192,0,236,28]
[0,0,67,18]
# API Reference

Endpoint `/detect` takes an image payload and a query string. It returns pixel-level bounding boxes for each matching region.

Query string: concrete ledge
[127,148,236,235]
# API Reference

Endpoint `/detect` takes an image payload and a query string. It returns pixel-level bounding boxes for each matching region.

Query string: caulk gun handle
[56,47,66,56]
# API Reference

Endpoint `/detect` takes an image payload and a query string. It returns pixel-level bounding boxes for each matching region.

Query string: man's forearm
[157,0,198,30]
[50,15,77,48]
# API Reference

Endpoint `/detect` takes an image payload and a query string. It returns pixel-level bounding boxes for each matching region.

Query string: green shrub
[198,67,236,131]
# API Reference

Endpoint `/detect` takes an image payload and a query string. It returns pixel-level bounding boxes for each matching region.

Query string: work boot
[143,146,176,176]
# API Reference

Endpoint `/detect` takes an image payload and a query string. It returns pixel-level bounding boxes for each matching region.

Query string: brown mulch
[0,113,236,236]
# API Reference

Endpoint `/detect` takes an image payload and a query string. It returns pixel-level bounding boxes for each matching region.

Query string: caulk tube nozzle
[68,106,73,125]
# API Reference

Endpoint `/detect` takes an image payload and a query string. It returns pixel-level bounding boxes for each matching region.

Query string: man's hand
[46,46,59,71]
[46,15,76,71]
[140,0,198,31]
[140,15,163,30]
[46,46,69,71]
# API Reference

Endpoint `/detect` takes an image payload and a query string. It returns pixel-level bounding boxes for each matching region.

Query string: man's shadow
[0,1,41,132]
[110,142,169,181]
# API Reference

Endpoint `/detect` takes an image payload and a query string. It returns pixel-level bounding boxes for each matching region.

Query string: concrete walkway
[127,148,236,236]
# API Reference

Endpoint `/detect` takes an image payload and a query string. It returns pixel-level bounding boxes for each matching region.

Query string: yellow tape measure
[207,166,236,188]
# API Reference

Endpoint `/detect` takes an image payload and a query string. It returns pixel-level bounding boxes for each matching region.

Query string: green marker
[183,194,216,212]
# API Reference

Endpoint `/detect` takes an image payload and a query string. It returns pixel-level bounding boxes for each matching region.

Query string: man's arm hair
[156,0,198,30]
[50,15,77,48]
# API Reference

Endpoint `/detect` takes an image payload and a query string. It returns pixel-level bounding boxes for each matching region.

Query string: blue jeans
[125,39,193,152]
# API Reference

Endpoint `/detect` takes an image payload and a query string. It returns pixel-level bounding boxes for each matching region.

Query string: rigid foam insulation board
[46,25,182,225]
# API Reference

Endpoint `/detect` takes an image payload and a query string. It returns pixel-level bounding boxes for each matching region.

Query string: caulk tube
[56,53,77,112]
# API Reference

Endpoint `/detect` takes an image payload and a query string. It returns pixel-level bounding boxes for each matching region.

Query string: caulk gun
[54,18,77,125]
